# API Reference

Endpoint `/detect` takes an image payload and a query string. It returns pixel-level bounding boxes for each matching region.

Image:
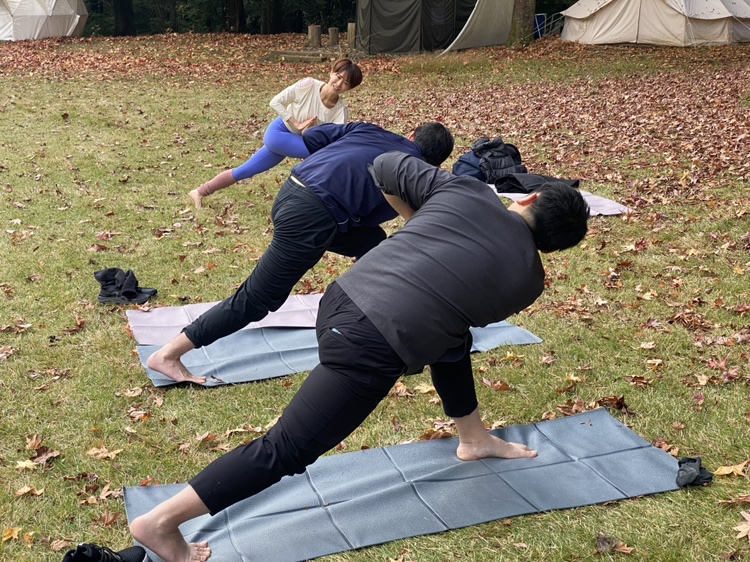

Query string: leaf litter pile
[1,34,749,560]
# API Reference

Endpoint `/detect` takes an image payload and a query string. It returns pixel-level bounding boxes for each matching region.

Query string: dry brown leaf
[734,511,750,542]
[719,495,750,506]
[15,485,44,497]
[16,460,37,471]
[715,460,749,477]
[86,446,123,460]
[2,527,21,542]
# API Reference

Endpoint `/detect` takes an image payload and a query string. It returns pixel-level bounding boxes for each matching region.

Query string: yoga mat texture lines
[124,409,679,562]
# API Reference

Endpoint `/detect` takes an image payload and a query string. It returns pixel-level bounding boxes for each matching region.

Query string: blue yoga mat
[137,321,542,387]
[124,408,679,562]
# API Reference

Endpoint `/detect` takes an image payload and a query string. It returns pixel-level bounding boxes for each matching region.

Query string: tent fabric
[124,408,680,562]
[356,0,513,54]
[561,0,750,46]
[440,0,515,55]
[0,0,87,41]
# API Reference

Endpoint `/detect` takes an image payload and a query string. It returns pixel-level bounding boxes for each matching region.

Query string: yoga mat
[498,190,631,216]
[136,321,542,387]
[124,408,680,562]
[126,294,323,346]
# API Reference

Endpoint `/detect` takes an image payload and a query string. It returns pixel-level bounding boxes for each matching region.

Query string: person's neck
[320,84,339,108]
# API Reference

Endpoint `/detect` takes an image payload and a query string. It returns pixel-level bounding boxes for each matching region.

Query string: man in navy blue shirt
[147,122,454,385]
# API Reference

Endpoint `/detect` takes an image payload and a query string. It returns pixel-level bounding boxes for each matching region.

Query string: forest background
[82,0,575,37]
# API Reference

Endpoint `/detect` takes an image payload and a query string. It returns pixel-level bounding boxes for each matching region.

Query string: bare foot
[457,434,537,461]
[189,189,203,210]
[147,349,206,385]
[131,514,211,562]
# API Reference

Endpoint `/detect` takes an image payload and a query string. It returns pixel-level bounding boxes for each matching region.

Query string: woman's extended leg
[189,118,309,208]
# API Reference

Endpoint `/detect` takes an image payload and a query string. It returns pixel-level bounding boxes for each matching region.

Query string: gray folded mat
[128,295,542,387]
[124,408,679,562]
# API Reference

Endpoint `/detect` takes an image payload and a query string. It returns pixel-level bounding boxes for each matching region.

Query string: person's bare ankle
[189,189,203,209]
[146,351,206,385]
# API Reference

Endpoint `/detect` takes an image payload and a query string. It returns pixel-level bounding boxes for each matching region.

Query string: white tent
[561,0,750,46]
[0,0,88,41]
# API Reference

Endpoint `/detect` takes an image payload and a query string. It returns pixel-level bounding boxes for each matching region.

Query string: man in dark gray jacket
[130,152,590,562]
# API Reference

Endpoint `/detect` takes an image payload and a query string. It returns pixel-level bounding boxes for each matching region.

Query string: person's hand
[298,116,318,132]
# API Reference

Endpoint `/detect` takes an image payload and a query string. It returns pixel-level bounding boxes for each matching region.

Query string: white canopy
[0,0,87,41]
[561,0,750,46]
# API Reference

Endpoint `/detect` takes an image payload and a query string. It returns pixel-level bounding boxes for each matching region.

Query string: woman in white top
[190,58,363,209]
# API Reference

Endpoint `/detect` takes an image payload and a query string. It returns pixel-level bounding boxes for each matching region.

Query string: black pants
[183,178,387,348]
[190,283,479,515]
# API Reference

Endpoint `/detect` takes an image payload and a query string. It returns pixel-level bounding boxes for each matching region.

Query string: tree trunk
[260,0,284,34]
[226,0,247,32]
[113,0,136,36]
[507,0,536,46]
[167,0,178,33]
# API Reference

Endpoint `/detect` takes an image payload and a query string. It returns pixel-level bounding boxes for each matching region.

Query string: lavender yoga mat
[126,294,323,346]
[498,190,631,216]
[124,408,679,562]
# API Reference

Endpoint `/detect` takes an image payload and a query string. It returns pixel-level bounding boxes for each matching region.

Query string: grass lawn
[0,33,749,561]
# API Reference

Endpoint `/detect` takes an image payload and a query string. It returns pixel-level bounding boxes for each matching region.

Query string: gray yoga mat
[136,321,542,387]
[124,408,679,562]
[498,189,631,216]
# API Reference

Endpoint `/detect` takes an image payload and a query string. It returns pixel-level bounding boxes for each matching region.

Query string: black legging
[190,283,478,515]
[183,178,386,349]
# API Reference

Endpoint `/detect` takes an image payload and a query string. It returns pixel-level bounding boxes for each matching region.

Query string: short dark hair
[331,58,363,90]
[527,183,590,252]
[412,122,454,166]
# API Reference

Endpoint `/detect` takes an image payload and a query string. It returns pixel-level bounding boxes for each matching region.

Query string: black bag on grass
[452,136,527,183]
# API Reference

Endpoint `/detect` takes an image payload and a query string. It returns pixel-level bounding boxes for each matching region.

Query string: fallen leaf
[16,460,38,471]
[49,539,72,552]
[2,527,21,542]
[719,494,750,506]
[715,460,749,477]
[15,485,44,497]
[734,511,750,542]
[86,446,123,460]
[98,509,122,527]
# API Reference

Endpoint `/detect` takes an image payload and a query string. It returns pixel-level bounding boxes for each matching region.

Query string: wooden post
[347,22,356,46]
[307,24,321,47]
[328,27,339,46]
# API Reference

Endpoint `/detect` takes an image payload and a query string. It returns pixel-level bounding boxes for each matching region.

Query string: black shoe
[94,268,155,305]
[97,291,152,305]
[61,543,149,562]
[124,269,158,297]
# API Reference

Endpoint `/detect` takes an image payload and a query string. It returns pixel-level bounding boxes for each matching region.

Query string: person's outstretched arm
[370,151,454,212]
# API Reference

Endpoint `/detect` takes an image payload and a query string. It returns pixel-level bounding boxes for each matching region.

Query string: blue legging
[232,117,311,181]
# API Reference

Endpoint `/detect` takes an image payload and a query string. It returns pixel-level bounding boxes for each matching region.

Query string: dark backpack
[452,136,527,183]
